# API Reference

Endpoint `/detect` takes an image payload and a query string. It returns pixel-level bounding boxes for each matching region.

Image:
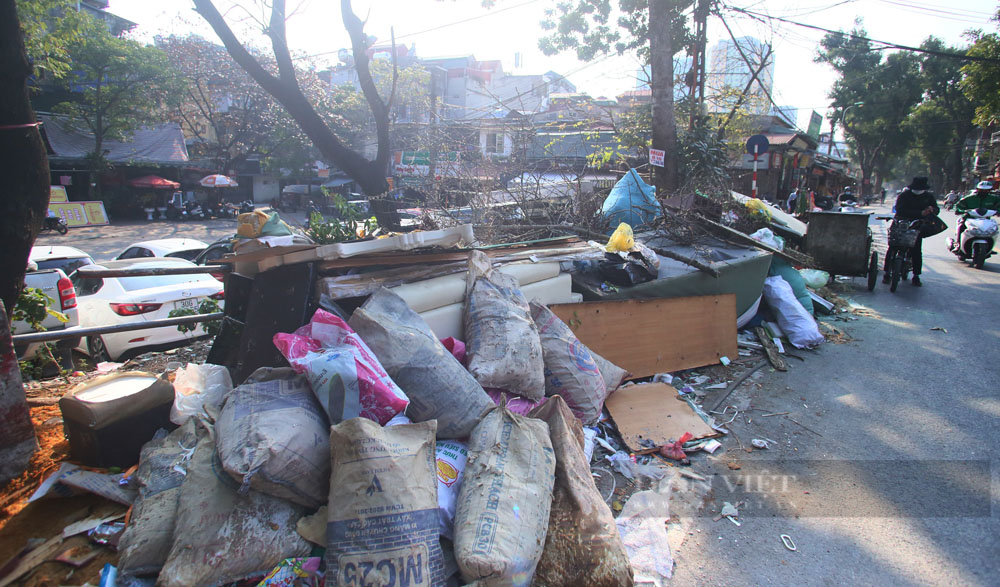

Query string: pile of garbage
[41,250,649,586]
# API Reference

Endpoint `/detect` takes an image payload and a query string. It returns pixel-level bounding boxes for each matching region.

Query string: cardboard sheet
[550,295,738,378]
[604,383,719,452]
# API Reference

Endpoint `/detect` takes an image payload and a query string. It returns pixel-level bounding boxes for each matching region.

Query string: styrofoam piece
[569,292,584,303]
[416,273,573,339]
[391,262,560,313]
[278,224,475,268]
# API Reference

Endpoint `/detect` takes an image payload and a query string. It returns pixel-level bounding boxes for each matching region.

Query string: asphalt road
[672,203,1000,586]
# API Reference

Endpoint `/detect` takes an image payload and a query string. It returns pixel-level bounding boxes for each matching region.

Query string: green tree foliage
[15,0,88,80]
[52,17,181,196]
[816,25,923,195]
[904,37,976,189]
[961,11,1000,126]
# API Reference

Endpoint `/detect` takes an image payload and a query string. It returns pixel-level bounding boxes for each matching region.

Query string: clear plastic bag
[170,363,232,425]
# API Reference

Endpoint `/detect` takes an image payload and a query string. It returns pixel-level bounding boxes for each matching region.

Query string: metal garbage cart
[805,211,879,291]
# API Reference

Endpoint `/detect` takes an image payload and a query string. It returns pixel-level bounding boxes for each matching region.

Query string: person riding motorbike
[838,186,855,203]
[944,190,961,210]
[883,177,939,287]
[953,181,1000,245]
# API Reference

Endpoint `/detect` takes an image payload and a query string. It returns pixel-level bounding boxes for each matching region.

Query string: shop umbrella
[128,175,180,189]
[199,174,239,188]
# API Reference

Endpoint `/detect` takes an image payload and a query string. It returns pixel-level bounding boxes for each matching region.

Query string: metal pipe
[75,265,230,278]
[12,312,224,344]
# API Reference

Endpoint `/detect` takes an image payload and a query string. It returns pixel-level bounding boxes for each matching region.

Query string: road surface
[672,203,999,586]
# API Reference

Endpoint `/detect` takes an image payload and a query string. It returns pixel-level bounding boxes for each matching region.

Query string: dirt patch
[0,405,72,526]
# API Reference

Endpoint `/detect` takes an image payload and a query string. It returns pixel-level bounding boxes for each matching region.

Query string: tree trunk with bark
[193,0,391,196]
[0,0,51,317]
[649,0,679,195]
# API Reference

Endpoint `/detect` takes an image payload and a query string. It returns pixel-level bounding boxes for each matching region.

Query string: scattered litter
[62,506,126,538]
[727,462,742,470]
[653,373,674,384]
[616,482,675,585]
[257,557,323,586]
[751,438,775,449]
[659,432,693,461]
[719,356,731,366]
[705,382,728,390]
[54,544,101,567]
[88,521,125,549]
[930,327,948,333]
[780,534,797,551]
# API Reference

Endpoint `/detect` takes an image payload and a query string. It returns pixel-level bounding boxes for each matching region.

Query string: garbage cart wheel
[867,251,878,291]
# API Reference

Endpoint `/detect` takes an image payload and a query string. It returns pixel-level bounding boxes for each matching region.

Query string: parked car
[30,245,95,275]
[70,258,224,362]
[13,265,80,365]
[192,237,234,281]
[116,238,208,262]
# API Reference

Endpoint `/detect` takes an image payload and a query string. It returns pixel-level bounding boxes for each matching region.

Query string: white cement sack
[158,433,310,587]
[326,418,445,587]
[117,419,199,576]
[435,440,468,540]
[592,351,628,393]
[464,250,545,400]
[215,367,330,508]
[530,301,609,425]
[763,276,825,349]
[454,406,556,585]
[349,287,492,439]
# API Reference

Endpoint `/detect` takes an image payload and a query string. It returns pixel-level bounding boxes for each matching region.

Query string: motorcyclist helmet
[844,186,852,193]
[976,180,993,191]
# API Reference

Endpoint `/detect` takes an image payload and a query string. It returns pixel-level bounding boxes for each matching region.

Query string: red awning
[128,175,180,189]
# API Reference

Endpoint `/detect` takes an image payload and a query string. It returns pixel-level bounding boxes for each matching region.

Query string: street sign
[745,134,770,155]
[807,111,823,139]
[649,148,665,168]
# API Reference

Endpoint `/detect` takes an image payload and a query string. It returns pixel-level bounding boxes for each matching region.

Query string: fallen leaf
[727,462,741,470]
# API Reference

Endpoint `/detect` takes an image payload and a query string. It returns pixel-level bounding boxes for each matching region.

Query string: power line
[721,3,1000,64]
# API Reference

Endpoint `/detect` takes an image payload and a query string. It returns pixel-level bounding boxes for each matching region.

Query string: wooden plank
[550,295,738,378]
[604,382,720,452]
[218,244,316,265]
[316,244,596,271]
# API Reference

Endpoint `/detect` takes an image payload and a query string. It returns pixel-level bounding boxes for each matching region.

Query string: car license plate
[174,298,198,311]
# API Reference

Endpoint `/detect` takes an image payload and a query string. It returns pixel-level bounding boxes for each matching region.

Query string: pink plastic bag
[274,309,408,425]
[486,389,546,416]
[441,337,467,365]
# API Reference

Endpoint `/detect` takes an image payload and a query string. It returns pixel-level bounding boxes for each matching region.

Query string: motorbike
[239,200,254,214]
[884,218,923,293]
[947,208,998,269]
[41,215,68,235]
[838,199,861,213]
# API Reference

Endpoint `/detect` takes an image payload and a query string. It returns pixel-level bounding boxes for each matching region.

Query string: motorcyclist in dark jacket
[884,177,938,286]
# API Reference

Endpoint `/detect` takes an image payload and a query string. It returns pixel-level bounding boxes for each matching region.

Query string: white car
[70,258,224,362]
[30,245,95,275]
[115,238,208,262]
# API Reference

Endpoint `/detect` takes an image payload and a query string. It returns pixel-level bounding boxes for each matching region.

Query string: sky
[109,0,998,132]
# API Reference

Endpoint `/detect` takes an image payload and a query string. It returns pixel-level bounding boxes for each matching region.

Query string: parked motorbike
[239,200,254,214]
[41,215,68,235]
[947,208,998,269]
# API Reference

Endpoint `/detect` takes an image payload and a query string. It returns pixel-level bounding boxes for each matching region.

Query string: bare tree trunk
[649,0,679,195]
[193,0,390,196]
[0,0,50,317]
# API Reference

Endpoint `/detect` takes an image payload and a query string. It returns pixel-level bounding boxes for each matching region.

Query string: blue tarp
[600,169,661,233]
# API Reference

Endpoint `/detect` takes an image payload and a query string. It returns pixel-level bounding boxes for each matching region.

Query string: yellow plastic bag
[236,210,270,238]
[606,222,635,252]
[744,199,773,220]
